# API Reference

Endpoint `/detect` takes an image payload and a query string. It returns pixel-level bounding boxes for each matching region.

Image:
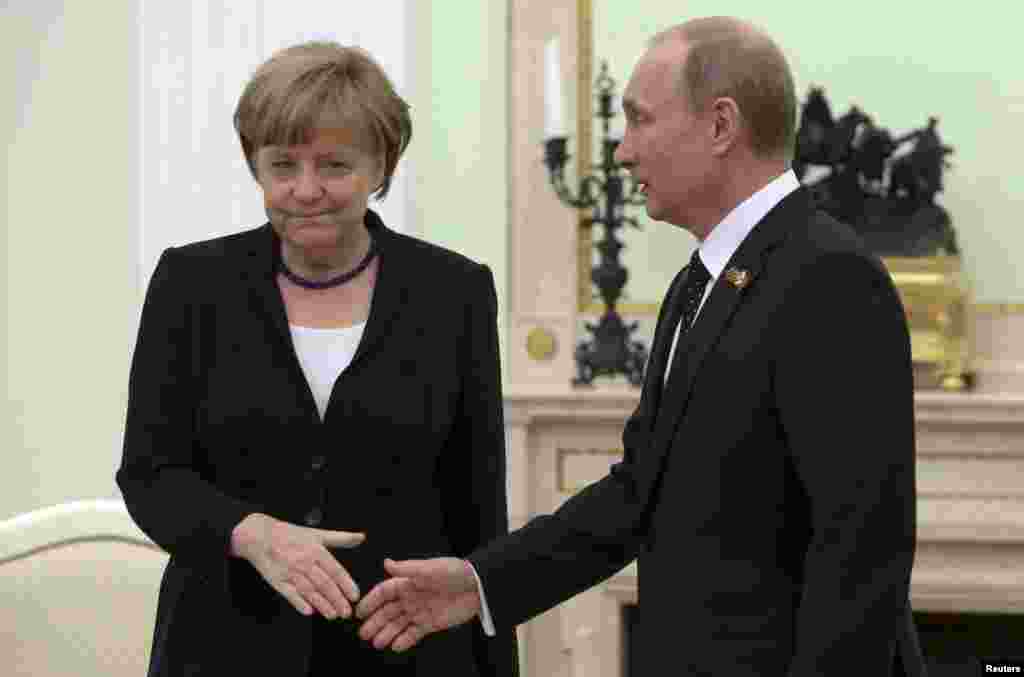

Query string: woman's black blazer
[117,210,518,676]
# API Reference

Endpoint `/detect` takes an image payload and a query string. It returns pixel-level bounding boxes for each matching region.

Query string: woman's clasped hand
[230,512,365,619]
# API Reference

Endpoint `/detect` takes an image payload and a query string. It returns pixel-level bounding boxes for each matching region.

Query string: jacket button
[304,508,323,527]
[311,455,326,471]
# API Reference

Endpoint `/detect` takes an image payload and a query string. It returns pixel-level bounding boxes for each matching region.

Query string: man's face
[615,43,716,229]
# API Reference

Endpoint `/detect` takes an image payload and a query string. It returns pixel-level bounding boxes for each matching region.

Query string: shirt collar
[697,169,800,280]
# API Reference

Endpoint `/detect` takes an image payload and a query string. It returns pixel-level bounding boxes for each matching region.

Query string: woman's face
[255,127,384,258]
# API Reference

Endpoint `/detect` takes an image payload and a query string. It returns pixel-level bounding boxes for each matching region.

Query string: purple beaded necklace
[279,235,378,290]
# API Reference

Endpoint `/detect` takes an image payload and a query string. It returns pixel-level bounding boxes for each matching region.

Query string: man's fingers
[307,564,351,618]
[356,577,407,619]
[317,552,361,603]
[382,556,473,592]
[358,599,405,641]
[392,624,426,653]
[372,614,414,651]
[316,529,365,549]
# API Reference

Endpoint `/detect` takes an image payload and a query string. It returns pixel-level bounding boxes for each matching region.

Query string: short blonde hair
[651,17,797,161]
[234,41,412,200]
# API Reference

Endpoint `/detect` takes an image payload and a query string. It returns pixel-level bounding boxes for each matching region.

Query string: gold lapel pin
[724,267,753,290]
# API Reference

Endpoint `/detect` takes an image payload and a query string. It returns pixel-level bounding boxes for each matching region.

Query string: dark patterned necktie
[664,250,711,385]
[679,251,711,333]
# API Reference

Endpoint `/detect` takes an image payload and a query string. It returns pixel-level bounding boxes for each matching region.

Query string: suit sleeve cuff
[466,559,496,637]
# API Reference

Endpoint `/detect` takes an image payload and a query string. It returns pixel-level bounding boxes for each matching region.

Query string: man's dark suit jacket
[117,210,518,677]
[470,187,926,676]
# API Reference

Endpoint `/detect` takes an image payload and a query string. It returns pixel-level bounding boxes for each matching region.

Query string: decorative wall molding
[506,0,581,392]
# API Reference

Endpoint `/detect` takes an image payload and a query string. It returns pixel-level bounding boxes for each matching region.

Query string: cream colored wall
[593,1,1024,305]
[2,2,137,520]
[410,1,509,379]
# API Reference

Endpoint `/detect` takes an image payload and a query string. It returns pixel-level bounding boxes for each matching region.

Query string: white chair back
[0,499,167,677]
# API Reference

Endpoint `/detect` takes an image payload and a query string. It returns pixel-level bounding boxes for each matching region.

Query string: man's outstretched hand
[356,557,482,652]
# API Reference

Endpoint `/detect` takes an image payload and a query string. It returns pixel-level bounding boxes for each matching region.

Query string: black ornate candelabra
[543,61,648,386]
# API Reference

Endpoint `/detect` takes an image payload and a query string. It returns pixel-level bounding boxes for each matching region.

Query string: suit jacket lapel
[347,209,408,368]
[243,223,291,357]
[642,264,692,423]
[637,187,812,499]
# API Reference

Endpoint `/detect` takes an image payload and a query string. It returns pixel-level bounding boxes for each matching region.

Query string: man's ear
[708,97,742,157]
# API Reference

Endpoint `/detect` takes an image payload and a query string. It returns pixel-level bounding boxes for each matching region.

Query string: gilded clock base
[885,256,972,391]
[941,374,967,391]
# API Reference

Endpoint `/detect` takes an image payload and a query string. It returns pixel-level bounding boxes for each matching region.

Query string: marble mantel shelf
[506,387,1024,427]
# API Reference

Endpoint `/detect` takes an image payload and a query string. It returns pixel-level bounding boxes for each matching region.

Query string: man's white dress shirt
[662,170,801,384]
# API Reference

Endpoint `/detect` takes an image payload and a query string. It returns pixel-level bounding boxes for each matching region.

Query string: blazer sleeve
[436,263,519,677]
[465,281,669,632]
[774,252,917,676]
[116,247,258,583]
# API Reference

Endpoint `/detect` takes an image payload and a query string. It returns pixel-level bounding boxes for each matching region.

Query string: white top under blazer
[289,321,367,420]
